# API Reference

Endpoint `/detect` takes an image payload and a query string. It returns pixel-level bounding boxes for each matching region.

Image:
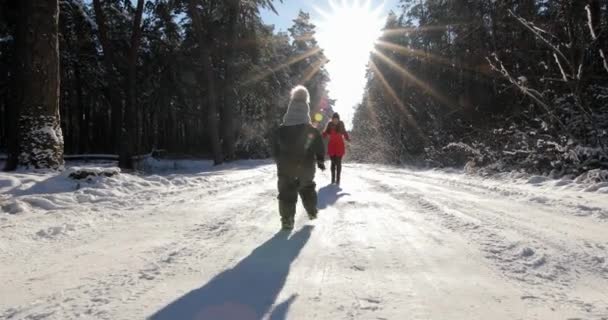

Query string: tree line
[0,0,333,171]
[352,0,608,176]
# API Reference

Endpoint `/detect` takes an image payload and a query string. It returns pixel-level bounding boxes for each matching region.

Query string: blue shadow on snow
[317,184,351,209]
[149,226,313,320]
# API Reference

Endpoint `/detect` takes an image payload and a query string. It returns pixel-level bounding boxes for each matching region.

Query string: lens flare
[314,113,324,122]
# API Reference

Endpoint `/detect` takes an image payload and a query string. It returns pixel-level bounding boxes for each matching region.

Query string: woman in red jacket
[323,113,350,185]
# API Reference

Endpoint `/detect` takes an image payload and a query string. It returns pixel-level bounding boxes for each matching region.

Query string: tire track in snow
[369,166,608,221]
[358,170,608,318]
[344,170,543,319]
[361,170,608,280]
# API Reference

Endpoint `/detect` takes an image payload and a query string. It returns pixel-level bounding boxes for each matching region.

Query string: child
[272,85,326,230]
[323,113,350,185]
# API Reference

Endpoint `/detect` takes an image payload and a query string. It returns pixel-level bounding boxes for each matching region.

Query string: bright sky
[262,0,399,126]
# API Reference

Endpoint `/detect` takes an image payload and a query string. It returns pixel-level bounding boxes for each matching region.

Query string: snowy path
[1,162,607,319]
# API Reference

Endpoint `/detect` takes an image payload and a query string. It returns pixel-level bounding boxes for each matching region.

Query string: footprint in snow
[359,298,382,311]
[363,298,381,304]
[351,265,366,271]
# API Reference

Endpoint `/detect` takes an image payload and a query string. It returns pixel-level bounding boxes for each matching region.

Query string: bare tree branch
[486,55,567,131]
[586,5,608,74]
[508,9,575,76]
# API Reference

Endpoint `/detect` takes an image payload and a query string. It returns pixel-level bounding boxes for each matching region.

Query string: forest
[352,0,608,177]
[1,0,607,178]
[0,0,332,170]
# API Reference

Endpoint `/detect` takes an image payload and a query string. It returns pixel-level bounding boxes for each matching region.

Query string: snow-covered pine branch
[508,9,574,77]
[486,55,567,131]
[586,5,608,74]
[554,53,569,83]
[600,50,608,74]
[585,5,598,41]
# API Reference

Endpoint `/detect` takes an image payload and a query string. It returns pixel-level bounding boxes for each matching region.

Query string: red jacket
[323,121,350,157]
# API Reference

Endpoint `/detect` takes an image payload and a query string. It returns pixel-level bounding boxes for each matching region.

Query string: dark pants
[277,170,318,223]
[330,156,342,183]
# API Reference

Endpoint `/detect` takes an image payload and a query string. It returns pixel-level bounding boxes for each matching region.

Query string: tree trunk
[74,62,87,154]
[4,0,22,171]
[119,0,145,169]
[17,0,64,169]
[92,0,122,157]
[221,0,240,161]
[4,85,19,170]
[188,0,223,164]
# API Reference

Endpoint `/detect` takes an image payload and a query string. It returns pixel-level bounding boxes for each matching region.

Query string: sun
[315,0,386,126]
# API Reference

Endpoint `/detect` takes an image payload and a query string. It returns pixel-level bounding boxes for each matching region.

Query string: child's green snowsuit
[272,123,325,228]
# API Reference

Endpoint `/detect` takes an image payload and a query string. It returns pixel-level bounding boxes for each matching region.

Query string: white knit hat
[282,85,312,126]
[290,85,310,103]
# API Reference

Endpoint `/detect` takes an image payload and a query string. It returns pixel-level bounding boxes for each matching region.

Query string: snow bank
[399,164,608,195]
[137,157,215,173]
[477,168,608,194]
[1,165,152,215]
[528,170,608,194]
[0,159,273,217]
[137,157,272,173]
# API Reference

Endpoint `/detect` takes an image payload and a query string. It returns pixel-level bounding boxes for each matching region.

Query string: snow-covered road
[1,162,607,319]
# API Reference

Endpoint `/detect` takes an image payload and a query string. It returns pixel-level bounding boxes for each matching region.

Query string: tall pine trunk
[188,0,223,165]
[17,0,64,169]
[74,62,87,154]
[120,0,145,169]
[222,0,240,161]
[92,0,122,159]
[3,0,20,171]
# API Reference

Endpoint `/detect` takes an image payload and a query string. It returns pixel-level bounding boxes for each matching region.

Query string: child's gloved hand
[317,161,326,171]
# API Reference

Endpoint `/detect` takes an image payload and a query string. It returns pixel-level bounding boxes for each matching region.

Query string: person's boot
[281,217,294,230]
[300,185,319,220]
[306,208,318,220]
[331,168,336,184]
[336,169,341,186]
[279,201,295,230]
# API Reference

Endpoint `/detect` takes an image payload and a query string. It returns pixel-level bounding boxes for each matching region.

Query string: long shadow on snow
[142,159,273,176]
[317,184,350,209]
[149,226,313,320]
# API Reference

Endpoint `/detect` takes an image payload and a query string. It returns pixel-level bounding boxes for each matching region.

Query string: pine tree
[16,0,65,169]
[352,0,608,173]
[0,1,332,166]
[288,11,330,117]
[1,0,20,171]
[187,0,224,165]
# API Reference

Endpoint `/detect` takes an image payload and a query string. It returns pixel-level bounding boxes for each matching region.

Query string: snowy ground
[1,159,608,320]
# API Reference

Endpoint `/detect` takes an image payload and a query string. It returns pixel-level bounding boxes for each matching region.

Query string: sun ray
[242,47,322,86]
[368,60,424,136]
[313,5,333,21]
[300,57,330,85]
[375,40,492,76]
[236,34,315,49]
[371,1,385,17]
[365,92,381,128]
[371,49,456,109]
[376,40,452,68]
[328,0,340,13]
[380,25,459,38]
